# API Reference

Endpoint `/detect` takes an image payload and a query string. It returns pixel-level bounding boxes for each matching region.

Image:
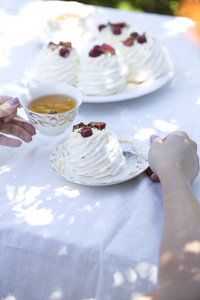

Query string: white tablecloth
[0,1,200,299]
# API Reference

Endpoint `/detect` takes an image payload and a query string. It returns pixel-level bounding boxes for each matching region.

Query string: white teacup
[20,83,83,136]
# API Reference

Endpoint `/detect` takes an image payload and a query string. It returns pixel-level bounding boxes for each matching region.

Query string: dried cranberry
[110,22,126,28]
[100,44,115,54]
[81,127,93,138]
[48,42,56,46]
[90,122,106,130]
[123,39,134,46]
[59,41,71,48]
[112,26,121,35]
[137,35,147,44]
[89,45,102,57]
[73,122,85,130]
[130,32,139,38]
[59,48,70,57]
[98,24,107,31]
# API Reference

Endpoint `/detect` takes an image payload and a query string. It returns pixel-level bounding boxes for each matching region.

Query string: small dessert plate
[50,140,149,186]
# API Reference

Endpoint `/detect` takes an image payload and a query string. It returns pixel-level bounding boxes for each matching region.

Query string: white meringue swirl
[66,127,126,178]
[29,44,79,86]
[97,25,132,45]
[76,52,127,96]
[118,34,173,83]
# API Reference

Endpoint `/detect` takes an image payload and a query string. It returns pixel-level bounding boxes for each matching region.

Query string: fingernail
[9,97,19,105]
[150,135,158,143]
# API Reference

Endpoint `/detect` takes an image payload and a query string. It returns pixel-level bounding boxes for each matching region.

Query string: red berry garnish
[59,48,70,57]
[73,122,85,130]
[89,45,103,57]
[110,22,126,28]
[81,127,93,138]
[98,24,107,31]
[131,32,139,38]
[100,44,115,54]
[90,122,106,130]
[137,35,147,44]
[48,41,56,46]
[123,39,134,46]
[59,41,72,48]
[112,26,121,35]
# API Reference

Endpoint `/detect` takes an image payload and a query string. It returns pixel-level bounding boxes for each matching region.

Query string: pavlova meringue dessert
[27,41,79,86]
[76,44,127,96]
[118,32,173,83]
[66,121,126,178]
[96,22,132,45]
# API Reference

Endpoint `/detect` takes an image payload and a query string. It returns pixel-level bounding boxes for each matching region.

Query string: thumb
[150,134,163,145]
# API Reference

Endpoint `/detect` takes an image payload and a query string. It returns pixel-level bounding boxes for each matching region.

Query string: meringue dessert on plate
[65,122,126,178]
[26,41,79,86]
[118,31,173,83]
[76,44,127,96]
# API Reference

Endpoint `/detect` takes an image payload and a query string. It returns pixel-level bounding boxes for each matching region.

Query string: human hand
[0,95,36,147]
[147,131,199,184]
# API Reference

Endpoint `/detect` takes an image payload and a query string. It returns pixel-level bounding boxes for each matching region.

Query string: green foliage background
[62,0,180,15]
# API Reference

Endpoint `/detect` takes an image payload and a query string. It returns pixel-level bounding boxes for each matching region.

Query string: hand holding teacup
[0,95,36,147]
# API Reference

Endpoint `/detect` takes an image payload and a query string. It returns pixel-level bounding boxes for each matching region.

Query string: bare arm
[135,131,200,300]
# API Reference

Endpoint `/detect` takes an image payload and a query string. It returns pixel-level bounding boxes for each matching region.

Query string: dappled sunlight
[1,83,27,96]
[2,295,17,300]
[5,184,54,225]
[134,128,155,141]
[49,288,63,300]
[163,17,194,34]
[183,240,200,254]
[0,166,10,175]
[58,245,68,256]
[160,251,172,265]
[83,205,93,212]
[14,185,50,204]
[153,119,179,132]
[5,184,15,200]
[135,262,158,285]
[113,271,125,287]
[13,200,54,226]
[68,215,75,225]
[196,97,200,104]
[125,267,138,283]
[112,263,157,291]
[54,186,80,198]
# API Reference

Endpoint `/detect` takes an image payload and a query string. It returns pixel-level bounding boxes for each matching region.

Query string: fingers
[0,134,22,147]
[12,119,36,136]
[146,134,163,182]
[0,95,13,104]
[150,173,160,182]
[0,97,20,119]
[0,121,34,143]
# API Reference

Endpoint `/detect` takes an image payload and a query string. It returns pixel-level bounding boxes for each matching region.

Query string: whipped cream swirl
[66,127,126,178]
[97,25,132,45]
[76,52,127,96]
[29,43,79,85]
[118,34,173,83]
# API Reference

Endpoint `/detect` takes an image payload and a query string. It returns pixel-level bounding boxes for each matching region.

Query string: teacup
[20,83,83,136]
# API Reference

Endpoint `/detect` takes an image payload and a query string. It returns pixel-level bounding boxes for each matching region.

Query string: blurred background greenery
[62,0,181,15]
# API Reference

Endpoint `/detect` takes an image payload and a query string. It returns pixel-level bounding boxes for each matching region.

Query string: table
[0,1,200,299]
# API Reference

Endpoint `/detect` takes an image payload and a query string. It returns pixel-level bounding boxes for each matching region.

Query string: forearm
[158,171,200,299]
[160,171,200,257]
[135,172,200,300]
